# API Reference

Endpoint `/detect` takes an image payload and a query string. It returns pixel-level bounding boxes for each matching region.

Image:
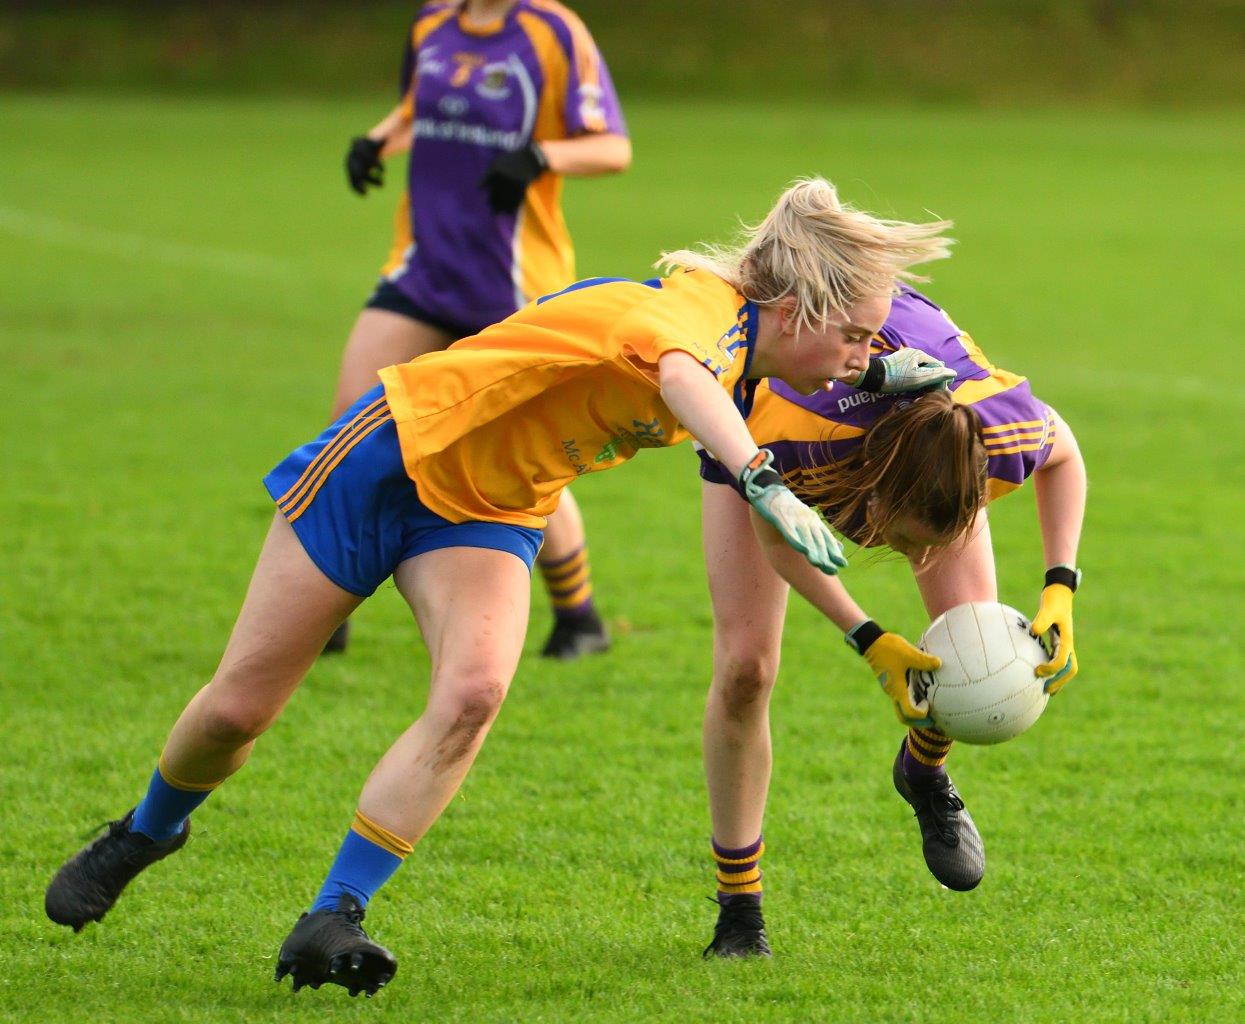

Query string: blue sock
[311,828,406,913]
[130,766,212,841]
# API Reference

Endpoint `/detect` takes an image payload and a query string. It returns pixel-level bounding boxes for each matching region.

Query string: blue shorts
[264,385,544,597]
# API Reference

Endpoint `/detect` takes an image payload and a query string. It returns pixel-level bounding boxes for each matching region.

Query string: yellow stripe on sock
[909,729,953,756]
[549,581,594,609]
[545,562,590,592]
[351,810,414,858]
[716,866,761,885]
[907,734,950,767]
[907,733,943,758]
[540,550,588,581]
[157,754,225,793]
[718,879,764,894]
[914,726,952,746]
[712,841,766,866]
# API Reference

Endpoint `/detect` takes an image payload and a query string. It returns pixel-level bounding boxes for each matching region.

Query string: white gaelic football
[913,602,1051,745]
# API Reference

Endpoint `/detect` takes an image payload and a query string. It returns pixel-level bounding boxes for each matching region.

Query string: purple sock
[902,730,952,782]
[712,835,764,905]
[539,546,598,621]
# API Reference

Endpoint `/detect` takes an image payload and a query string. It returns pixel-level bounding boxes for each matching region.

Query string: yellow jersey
[379,270,757,528]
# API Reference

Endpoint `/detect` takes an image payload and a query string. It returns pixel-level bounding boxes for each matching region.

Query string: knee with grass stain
[427,675,509,773]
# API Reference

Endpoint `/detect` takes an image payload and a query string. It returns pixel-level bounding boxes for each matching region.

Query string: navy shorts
[364,279,486,340]
[264,385,544,597]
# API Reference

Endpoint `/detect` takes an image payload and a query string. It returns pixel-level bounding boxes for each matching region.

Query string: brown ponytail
[801,390,988,549]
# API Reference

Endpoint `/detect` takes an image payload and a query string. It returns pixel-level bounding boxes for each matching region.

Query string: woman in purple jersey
[333,0,631,656]
[687,216,1087,957]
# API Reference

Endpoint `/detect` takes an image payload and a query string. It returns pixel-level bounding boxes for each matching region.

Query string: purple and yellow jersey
[699,286,1056,505]
[380,270,757,528]
[382,1,627,333]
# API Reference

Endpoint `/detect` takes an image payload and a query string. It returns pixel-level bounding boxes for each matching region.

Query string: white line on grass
[0,205,298,283]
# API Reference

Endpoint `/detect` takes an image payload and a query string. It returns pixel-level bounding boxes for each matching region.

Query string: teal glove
[740,450,847,575]
[853,347,955,394]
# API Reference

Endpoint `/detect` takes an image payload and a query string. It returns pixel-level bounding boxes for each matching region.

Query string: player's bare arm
[1029,410,1087,688]
[538,132,632,175]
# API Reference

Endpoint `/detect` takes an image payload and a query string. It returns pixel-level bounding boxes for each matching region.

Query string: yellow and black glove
[846,620,939,726]
[1030,565,1080,694]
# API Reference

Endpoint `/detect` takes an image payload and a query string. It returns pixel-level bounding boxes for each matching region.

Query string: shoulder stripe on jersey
[956,332,995,374]
[414,5,456,45]
[950,371,1028,407]
[732,301,760,418]
[985,432,1048,450]
[535,276,661,304]
[980,418,1045,435]
[515,8,570,142]
[403,4,458,116]
[984,438,1052,457]
[985,416,1055,457]
[530,0,602,89]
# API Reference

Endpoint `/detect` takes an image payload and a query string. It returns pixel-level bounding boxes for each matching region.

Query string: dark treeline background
[3,0,1243,106]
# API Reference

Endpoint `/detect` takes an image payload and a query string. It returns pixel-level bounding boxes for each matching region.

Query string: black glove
[346,136,385,196]
[481,141,548,213]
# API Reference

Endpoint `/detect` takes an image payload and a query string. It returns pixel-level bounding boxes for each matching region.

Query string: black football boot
[275,894,397,997]
[45,809,190,931]
[892,742,985,891]
[702,898,772,959]
[540,611,611,660]
[322,619,350,655]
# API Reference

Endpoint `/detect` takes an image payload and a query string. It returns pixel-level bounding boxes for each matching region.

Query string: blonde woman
[333,0,632,656]
[45,179,955,995]
[695,274,1085,956]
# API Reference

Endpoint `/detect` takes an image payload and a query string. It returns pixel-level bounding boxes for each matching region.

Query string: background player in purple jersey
[333,0,631,656]
[695,284,1086,957]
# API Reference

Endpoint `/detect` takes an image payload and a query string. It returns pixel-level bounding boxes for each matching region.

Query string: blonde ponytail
[658,177,954,334]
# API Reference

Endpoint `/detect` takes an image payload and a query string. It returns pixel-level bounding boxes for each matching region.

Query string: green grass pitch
[1,94,1243,1022]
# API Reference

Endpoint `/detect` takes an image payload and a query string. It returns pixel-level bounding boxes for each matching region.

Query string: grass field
[1,94,1243,1023]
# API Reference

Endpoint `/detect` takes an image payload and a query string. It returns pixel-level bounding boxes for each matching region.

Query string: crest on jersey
[476,62,513,100]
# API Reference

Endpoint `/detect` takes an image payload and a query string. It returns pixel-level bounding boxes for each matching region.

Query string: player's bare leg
[361,546,530,838]
[46,515,362,930]
[538,490,611,660]
[910,511,997,620]
[330,309,454,419]
[894,512,995,891]
[276,546,530,996]
[322,309,454,653]
[700,481,789,956]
